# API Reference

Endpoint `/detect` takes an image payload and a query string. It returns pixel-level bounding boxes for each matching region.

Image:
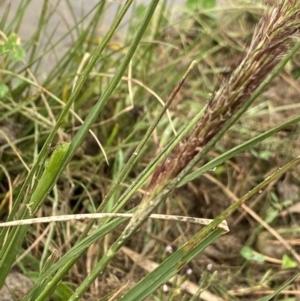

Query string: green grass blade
[121,155,300,300]
[120,229,224,301]
[60,0,160,240]
[0,143,70,287]
[180,113,300,186]
[22,0,160,299]
[258,272,300,301]
[21,215,129,301]
[79,61,197,239]
[0,0,133,279]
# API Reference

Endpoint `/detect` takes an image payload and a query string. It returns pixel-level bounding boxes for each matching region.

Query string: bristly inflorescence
[148,0,300,191]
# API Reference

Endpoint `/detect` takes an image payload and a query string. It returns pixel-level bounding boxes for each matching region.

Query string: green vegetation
[0,0,300,300]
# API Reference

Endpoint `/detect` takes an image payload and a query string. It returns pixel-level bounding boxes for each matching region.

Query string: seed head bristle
[148,0,300,191]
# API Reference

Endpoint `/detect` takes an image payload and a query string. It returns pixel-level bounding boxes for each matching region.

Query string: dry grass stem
[0,213,229,232]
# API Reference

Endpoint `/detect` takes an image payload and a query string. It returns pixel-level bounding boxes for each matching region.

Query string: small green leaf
[12,46,26,61]
[214,165,225,176]
[201,0,216,8]
[0,33,26,61]
[259,150,272,160]
[7,33,20,46]
[0,83,9,98]
[0,46,9,56]
[282,254,297,269]
[264,207,279,224]
[186,0,198,10]
[250,149,272,160]
[136,4,147,19]
[186,0,216,10]
[292,67,300,79]
[240,246,265,263]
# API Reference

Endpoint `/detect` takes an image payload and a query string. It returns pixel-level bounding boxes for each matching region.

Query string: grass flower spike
[149,0,300,191]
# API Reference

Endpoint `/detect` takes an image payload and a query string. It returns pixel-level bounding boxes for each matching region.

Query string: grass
[0,0,300,300]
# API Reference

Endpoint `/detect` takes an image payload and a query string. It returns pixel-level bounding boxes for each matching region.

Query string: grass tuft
[0,0,300,300]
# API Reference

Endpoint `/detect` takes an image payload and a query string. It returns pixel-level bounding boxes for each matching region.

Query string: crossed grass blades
[148,0,300,193]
